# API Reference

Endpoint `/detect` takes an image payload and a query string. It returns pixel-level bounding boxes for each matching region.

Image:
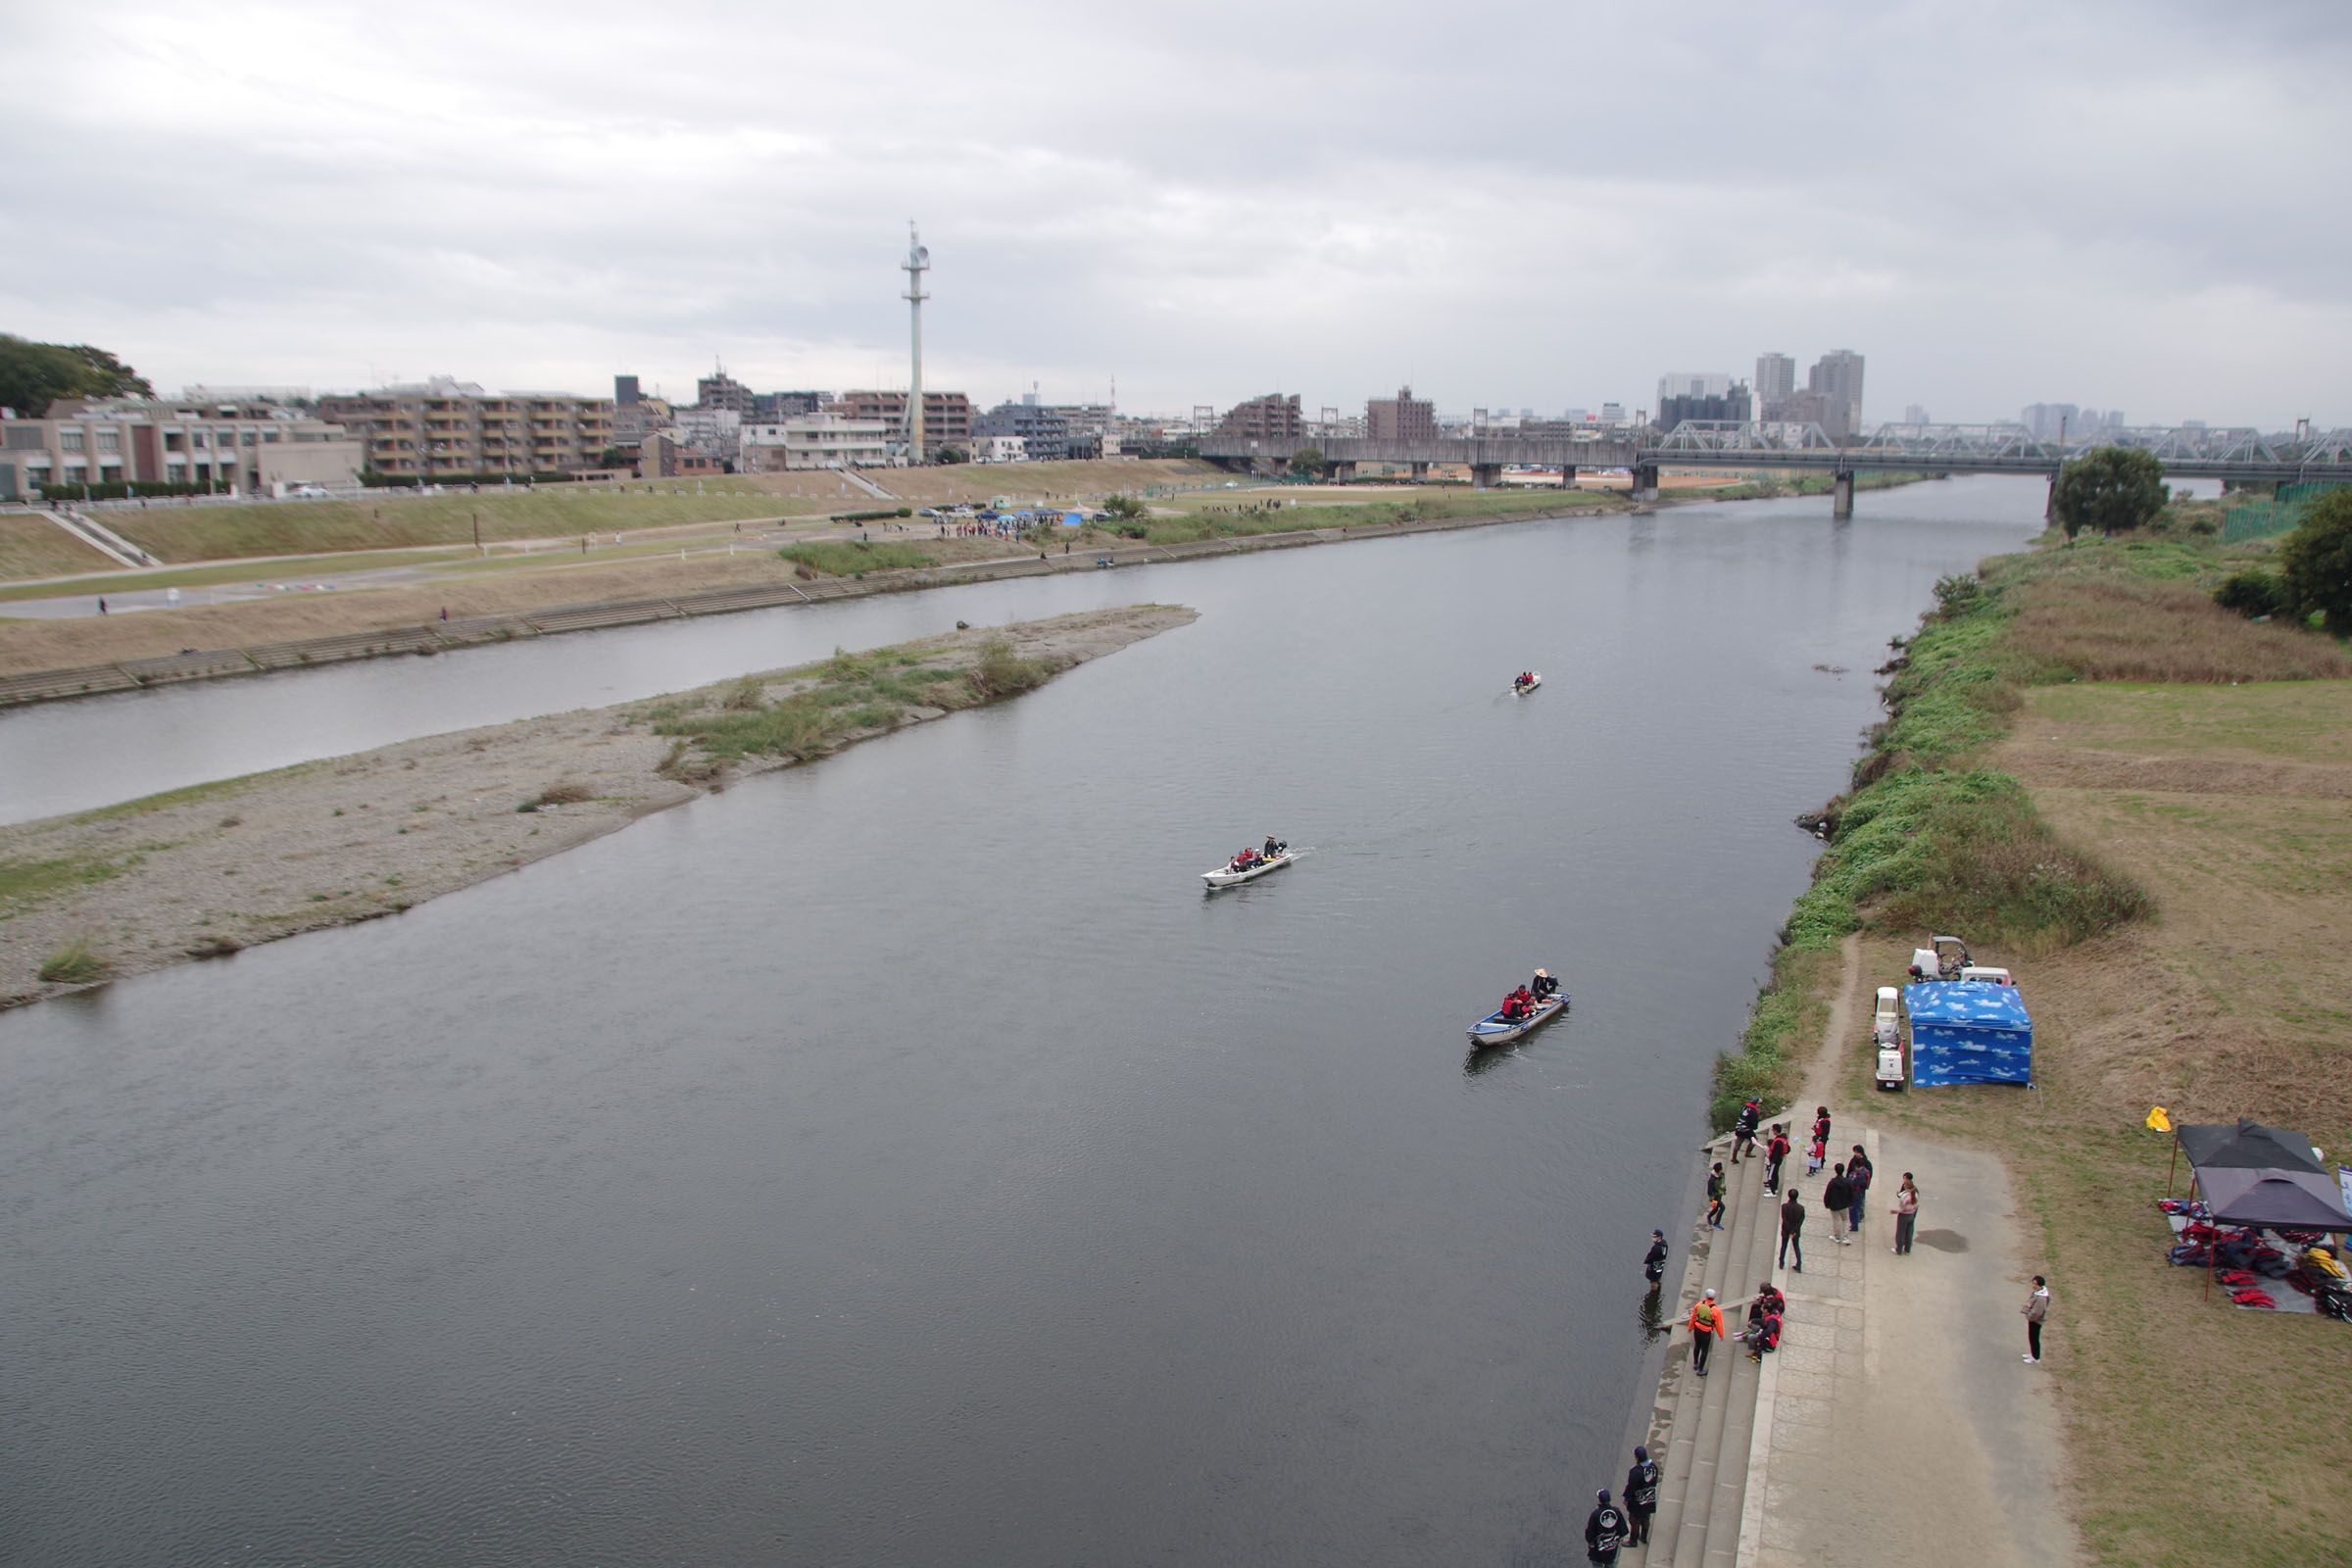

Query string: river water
[0,479,2042,1565]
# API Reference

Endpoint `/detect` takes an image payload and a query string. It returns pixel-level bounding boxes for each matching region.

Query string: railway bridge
[1196,421,2352,517]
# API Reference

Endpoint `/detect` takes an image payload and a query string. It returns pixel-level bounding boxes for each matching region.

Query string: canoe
[1512,673,1543,696]
[1466,991,1567,1045]
[1202,851,1294,889]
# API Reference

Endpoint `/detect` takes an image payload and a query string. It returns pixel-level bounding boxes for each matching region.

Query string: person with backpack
[1688,1288,1727,1376]
[1846,1146,1873,1237]
[1643,1230,1669,1288]
[1623,1446,1660,1546]
[1763,1124,1791,1195]
[1584,1489,1629,1565]
[1823,1162,1853,1245]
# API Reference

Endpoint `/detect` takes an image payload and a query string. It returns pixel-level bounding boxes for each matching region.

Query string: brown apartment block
[1216,393,1305,443]
[316,379,615,477]
[834,390,973,455]
[1365,385,1436,442]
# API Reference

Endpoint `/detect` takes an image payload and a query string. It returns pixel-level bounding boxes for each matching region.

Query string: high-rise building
[2021,403,2079,440]
[614,374,641,407]
[696,367,754,415]
[972,397,1071,462]
[1366,385,1435,442]
[1903,404,1931,425]
[1755,354,1795,406]
[1807,351,1866,433]
[1657,371,1734,408]
[753,391,827,421]
[1656,384,1753,432]
[1215,393,1305,444]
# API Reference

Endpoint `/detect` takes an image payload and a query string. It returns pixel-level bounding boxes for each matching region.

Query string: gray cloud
[1,0,2345,424]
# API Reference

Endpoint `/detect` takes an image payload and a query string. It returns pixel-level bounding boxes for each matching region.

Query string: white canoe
[1512,673,1543,696]
[1465,991,1568,1045]
[1202,851,1294,888]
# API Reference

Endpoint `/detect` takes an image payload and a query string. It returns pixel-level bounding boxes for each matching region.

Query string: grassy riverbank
[1719,515,2352,1565]
[0,606,1192,1007]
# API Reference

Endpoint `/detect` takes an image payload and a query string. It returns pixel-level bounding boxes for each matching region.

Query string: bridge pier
[1409,461,1429,483]
[1832,470,1855,519]
[2044,472,2059,523]
[1329,461,1357,483]
[1559,465,1578,490]
[1631,463,1659,502]
[1469,463,1503,490]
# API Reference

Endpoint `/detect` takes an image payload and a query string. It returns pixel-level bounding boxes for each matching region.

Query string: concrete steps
[1631,1135,1779,1567]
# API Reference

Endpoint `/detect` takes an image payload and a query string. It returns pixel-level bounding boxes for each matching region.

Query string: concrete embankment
[0,506,1572,707]
[0,606,1194,1009]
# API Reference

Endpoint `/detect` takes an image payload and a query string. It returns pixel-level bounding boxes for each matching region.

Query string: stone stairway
[1628,1133,1781,1567]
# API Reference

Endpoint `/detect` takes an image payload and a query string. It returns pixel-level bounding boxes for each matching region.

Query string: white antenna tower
[903,221,930,461]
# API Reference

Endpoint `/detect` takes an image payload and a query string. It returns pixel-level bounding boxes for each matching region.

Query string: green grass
[649,636,1049,766]
[0,853,123,916]
[101,489,826,565]
[775,541,938,576]
[0,549,470,599]
[36,937,112,985]
[1141,488,1614,546]
[68,767,303,825]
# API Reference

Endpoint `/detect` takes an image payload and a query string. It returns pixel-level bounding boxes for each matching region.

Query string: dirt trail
[0,605,1193,1008]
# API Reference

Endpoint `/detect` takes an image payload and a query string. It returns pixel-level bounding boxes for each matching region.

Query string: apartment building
[738,416,894,472]
[1215,393,1305,444]
[1366,385,1436,442]
[972,398,1070,462]
[834,390,973,456]
[316,377,615,477]
[0,397,361,499]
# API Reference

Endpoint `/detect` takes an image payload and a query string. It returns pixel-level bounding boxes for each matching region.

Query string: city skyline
[3,2,2346,427]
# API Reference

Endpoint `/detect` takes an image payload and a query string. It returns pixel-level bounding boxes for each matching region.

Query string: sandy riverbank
[0,605,1194,1008]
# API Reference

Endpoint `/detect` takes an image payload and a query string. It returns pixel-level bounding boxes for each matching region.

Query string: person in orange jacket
[1688,1288,1727,1376]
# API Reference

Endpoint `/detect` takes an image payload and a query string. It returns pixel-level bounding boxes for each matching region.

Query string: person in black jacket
[1624,1446,1660,1545]
[1705,1162,1726,1229]
[1731,1100,1761,1161]
[1824,1163,1854,1245]
[1584,1490,1629,1565]
[1643,1230,1668,1287]
[1779,1189,1806,1272]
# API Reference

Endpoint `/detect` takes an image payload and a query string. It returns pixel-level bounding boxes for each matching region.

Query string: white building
[672,406,742,465]
[738,416,895,471]
[972,434,1029,464]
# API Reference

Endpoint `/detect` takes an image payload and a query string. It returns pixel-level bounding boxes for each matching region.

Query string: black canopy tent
[2171,1119,2352,1301]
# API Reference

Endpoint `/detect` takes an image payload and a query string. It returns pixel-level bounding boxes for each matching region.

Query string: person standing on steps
[1688,1289,1726,1377]
[1705,1161,1727,1229]
[1624,1446,1660,1547]
[1779,1188,1806,1271]
[1584,1489,1629,1565]
[1891,1173,1920,1254]
[1823,1162,1853,1244]
[1643,1230,1668,1288]
[1764,1124,1791,1195]
[2022,1276,2050,1362]
[1731,1100,1761,1162]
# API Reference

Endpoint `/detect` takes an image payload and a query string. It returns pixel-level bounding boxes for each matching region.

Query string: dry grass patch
[0,515,121,580]
[2004,576,2350,684]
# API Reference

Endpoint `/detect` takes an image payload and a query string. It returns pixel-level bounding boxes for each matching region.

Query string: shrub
[2278,489,2352,636]
[777,541,936,576]
[966,637,1049,699]
[38,938,112,985]
[2054,447,2168,538]
[2213,569,2287,619]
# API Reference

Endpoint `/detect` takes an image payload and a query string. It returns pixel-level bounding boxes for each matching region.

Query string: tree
[1288,446,1328,480]
[0,334,154,416]
[1100,493,1146,520]
[2278,487,2352,635]
[933,445,968,465]
[2052,447,2167,539]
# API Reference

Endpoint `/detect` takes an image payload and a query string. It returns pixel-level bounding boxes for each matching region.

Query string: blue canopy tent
[1902,982,2034,1087]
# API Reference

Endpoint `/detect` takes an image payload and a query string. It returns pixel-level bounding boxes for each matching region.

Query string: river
[0,479,2042,1565]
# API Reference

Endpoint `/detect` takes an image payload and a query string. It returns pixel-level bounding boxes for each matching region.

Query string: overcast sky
[4,0,2346,425]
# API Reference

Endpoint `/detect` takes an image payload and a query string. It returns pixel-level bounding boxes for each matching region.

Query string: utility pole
[903,221,930,465]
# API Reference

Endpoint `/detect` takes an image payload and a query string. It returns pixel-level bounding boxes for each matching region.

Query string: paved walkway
[1628,935,2080,1567]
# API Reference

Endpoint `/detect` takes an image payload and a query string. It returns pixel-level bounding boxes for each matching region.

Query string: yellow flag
[2146,1105,2173,1132]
